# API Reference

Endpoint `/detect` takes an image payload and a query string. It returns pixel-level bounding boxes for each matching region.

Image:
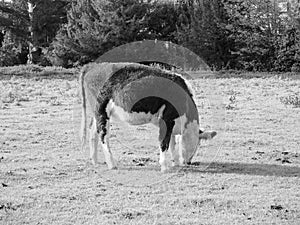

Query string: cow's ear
[199,131,217,140]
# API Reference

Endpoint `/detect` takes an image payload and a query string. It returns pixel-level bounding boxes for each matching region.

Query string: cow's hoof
[171,161,181,167]
[160,166,170,173]
[105,157,117,170]
[108,165,117,170]
[91,159,98,165]
[106,161,117,169]
[107,161,117,170]
[178,157,185,166]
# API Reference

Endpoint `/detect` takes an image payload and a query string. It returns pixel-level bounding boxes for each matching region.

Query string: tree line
[0,0,299,72]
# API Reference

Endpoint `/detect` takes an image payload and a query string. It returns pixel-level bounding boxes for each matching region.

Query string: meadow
[0,67,299,224]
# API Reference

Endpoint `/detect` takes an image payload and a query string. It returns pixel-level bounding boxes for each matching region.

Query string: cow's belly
[111,110,160,125]
[106,99,192,136]
[107,99,162,126]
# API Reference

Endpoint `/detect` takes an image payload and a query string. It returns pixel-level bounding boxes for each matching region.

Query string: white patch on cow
[180,119,200,164]
[172,114,187,135]
[106,99,166,126]
[172,114,198,135]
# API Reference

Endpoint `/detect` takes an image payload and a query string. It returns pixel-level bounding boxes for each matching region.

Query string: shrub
[0,32,28,66]
[274,28,300,72]
[0,65,78,79]
[280,94,300,108]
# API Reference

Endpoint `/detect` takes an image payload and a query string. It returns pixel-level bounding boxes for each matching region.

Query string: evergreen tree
[52,0,181,66]
[0,0,29,65]
[174,0,233,69]
[221,0,281,71]
[0,0,29,41]
[0,0,69,65]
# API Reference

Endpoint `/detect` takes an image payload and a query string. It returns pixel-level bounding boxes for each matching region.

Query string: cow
[80,62,216,172]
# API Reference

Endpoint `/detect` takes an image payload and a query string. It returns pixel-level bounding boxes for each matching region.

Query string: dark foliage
[0,0,69,66]
[1,0,299,71]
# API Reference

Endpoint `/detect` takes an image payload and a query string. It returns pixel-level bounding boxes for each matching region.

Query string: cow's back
[81,62,140,115]
[81,62,198,124]
[95,64,198,125]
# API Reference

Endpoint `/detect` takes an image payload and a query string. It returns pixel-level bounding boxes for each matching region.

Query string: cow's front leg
[177,135,185,166]
[169,134,180,167]
[98,118,117,170]
[159,120,175,172]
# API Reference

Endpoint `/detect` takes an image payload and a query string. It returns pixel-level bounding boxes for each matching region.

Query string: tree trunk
[297,0,300,29]
[27,1,34,64]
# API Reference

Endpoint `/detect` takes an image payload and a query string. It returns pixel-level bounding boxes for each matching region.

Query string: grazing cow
[80,62,216,172]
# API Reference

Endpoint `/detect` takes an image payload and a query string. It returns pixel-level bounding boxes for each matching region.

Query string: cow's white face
[180,122,217,165]
[179,120,200,164]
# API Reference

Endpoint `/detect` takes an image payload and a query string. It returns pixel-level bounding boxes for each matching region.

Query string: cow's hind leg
[89,117,99,165]
[159,120,175,172]
[98,117,117,169]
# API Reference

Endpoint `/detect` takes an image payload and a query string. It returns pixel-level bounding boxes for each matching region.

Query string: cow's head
[180,125,217,165]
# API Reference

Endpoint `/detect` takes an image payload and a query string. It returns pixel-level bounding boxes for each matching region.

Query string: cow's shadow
[118,161,300,178]
[183,161,300,178]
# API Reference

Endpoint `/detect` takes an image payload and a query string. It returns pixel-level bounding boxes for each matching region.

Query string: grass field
[0,70,300,225]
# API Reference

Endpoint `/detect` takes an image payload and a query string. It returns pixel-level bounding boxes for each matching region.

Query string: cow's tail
[80,65,88,151]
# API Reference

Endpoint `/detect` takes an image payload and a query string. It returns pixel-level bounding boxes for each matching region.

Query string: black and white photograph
[0,0,299,224]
